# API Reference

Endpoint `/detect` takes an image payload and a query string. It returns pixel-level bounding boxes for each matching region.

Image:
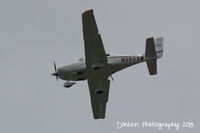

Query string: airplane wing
[82,9,107,68]
[88,79,110,119]
[82,10,110,119]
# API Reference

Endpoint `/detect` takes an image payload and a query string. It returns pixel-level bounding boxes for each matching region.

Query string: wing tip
[94,117,105,119]
[93,114,105,119]
[92,101,107,119]
[82,9,93,16]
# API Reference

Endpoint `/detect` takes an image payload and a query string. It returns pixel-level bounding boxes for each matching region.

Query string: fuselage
[56,54,148,81]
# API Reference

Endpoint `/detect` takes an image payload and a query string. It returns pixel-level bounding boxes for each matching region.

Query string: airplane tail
[145,37,164,75]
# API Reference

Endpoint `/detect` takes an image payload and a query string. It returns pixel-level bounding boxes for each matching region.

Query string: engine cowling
[63,81,76,88]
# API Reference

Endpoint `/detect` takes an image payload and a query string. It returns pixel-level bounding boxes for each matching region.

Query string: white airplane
[51,9,164,119]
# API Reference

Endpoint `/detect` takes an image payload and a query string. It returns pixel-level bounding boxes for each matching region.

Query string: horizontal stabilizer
[145,38,156,58]
[146,59,157,75]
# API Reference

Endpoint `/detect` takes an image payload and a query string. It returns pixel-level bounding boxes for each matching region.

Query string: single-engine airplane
[51,9,164,119]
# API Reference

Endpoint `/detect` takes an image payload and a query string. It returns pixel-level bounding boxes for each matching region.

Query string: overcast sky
[0,0,200,133]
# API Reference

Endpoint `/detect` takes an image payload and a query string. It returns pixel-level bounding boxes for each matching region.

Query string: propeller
[52,61,59,80]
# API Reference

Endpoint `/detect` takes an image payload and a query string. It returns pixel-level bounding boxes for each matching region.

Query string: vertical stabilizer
[154,37,164,58]
[145,37,163,75]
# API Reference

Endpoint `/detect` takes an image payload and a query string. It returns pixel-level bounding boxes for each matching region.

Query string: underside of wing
[83,10,111,119]
[82,10,107,69]
[88,79,110,119]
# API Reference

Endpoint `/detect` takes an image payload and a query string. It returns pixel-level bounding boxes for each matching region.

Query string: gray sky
[0,0,200,133]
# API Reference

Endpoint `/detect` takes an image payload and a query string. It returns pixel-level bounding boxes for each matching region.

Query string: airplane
[51,9,164,119]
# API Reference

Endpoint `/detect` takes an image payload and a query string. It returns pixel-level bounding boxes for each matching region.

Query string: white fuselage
[57,54,148,81]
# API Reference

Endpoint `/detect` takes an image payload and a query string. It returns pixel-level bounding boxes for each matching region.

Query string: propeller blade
[52,61,59,81]
[54,61,57,72]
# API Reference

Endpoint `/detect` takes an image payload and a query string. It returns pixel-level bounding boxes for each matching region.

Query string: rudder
[154,37,164,58]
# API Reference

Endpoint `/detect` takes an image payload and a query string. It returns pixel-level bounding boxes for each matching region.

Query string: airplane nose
[51,71,59,80]
[52,61,59,80]
[51,72,58,76]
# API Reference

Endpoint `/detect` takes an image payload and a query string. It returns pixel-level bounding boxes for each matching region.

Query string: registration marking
[121,56,144,63]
